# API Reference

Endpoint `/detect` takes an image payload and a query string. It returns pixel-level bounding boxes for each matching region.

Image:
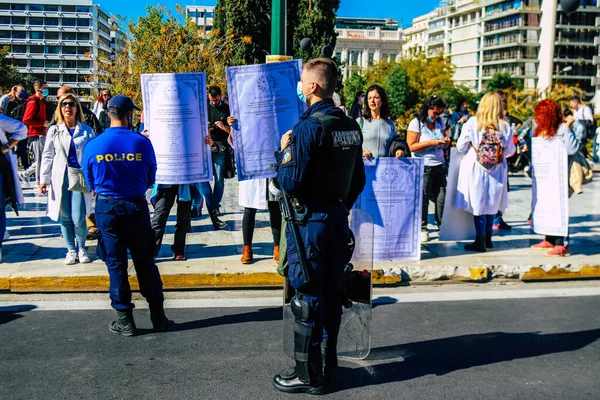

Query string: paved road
[1,290,599,399]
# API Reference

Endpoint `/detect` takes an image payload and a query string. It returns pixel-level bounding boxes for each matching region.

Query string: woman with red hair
[530,99,579,256]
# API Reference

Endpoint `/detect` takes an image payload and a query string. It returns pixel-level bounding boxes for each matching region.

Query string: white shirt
[574,105,594,123]
[408,117,446,167]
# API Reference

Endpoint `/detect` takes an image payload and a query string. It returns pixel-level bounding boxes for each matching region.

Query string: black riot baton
[277,185,311,288]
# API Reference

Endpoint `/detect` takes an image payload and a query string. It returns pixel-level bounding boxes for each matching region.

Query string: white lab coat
[455,117,515,216]
[39,122,95,221]
[0,115,28,204]
[239,179,268,209]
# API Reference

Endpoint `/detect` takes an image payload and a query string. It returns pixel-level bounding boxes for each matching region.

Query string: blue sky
[101,0,440,28]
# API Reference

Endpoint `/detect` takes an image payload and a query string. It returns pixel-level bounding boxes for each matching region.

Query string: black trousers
[242,201,282,246]
[422,164,446,231]
[16,141,30,170]
[151,185,192,256]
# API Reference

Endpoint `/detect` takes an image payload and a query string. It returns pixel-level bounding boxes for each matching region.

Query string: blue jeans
[474,214,494,236]
[60,171,86,251]
[0,172,5,249]
[95,195,164,311]
[200,153,226,211]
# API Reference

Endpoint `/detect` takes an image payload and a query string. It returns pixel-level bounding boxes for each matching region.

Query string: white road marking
[0,287,599,312]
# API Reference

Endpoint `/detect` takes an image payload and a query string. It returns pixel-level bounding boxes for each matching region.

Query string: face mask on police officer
[296,81,313,105]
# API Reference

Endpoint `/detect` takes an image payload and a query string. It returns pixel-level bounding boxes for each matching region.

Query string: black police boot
[273,349,324,395]
[209,209,227,230]
[464,235,487,252]
[109,310,137,337]
[149,304,169,332]
[485,231,493,249]
[321,340,338,385]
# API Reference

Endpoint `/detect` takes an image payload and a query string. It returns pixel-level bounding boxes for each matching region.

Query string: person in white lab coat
[455,92,515,252]
[0,114,28,263]
[39,94,95,265]
[228,116,282,264]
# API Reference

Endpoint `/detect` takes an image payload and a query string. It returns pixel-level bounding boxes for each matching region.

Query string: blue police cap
[108,94,140,115]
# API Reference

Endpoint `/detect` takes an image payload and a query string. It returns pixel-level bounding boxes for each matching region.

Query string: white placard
[141,73,213,184]
[531,137,569,237]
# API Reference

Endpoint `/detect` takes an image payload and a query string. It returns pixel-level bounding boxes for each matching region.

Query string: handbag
[58,131,91,194]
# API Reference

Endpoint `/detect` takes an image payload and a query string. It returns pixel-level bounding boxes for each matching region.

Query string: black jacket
[387,136,411,158]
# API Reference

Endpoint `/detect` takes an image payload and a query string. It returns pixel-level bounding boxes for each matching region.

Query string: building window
[77,19,90,27]
[76,6,91,13]
[12,45,26,54]
[45,74,60,82]
[30,31,44,40]
[0,31,9,39]
[62,18,77,27]
[77,60,91,69]
[12,59,27,67]
[29,17,44,26]
[45,18,59,26]
[12,32,26,39]
[368,52,374,66]
[29,4,44,11]
[30,59,44,68]
[64,60,77,69]
[63,32,76,41]
[62,6,76,12]
[45,32,59,40]
[0,16,8,24]
[77,46,91,55]
[45,46,60,54]
[0,4,9,10]
[29,45,44,54]
[11,4,26,10]
[11,16,26,25]
[63,74,78,83]
[62,46,77,55]
[77,33,91,41]
[44,5,59,12]
[45,60,60,68]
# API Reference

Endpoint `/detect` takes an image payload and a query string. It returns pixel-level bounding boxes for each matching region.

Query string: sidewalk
[2,173,600,292]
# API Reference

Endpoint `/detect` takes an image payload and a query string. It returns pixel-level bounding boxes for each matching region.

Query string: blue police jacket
[276,98,365,209]
[82,127,156,199]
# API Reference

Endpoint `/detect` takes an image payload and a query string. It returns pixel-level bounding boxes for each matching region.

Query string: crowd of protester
[0,79,598,264]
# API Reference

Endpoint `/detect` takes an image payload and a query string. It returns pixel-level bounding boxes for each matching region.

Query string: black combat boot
[273,348,325,395]
[149,304,169,332]
[321,340,338,385]
[109,310,137,337]
[209,209,227,230]
[485,231,493,249]
[464,235,487,252]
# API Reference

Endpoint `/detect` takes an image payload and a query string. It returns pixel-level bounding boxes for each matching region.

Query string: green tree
[342,72,367,109]
[220,0,271,65]
[103,6,242,106]
[485,72,523,92]
[398,52,455,107]
[290,0,340,61]
[385,64,410,120]
[0,47,36,93]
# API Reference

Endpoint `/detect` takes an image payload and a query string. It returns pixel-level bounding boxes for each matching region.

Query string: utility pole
[271,0,287,56]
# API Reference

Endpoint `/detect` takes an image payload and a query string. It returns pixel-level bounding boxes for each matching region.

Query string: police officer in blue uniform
[273,58,366,394]
[82,95,168,336]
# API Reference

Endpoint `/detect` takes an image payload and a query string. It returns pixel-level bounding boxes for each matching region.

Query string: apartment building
[0,0,123,99]
[405,0,600,100]
[403,13,433,58]
[334,17,403,80]
[185,5,215,31]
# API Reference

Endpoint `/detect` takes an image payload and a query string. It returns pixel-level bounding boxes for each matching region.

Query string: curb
[3,266,600,292]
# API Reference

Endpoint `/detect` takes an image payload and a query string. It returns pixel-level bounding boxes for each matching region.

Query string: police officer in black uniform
[82,95,168,336]
[272,58,366,394]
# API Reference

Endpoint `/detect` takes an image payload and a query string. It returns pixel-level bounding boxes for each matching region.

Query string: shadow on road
[335,329,600,392]
[163,307,282,333]
[0,305,37,326]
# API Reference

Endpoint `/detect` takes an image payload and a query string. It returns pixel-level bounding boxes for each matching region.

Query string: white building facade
[186,5,215,31]
[334,17,403,80]
[0,0,123,98]
[405,0,600,102]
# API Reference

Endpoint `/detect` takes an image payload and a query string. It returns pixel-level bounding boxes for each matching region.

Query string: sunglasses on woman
[61,101,78,108]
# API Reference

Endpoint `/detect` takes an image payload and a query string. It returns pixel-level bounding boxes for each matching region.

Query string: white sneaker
[78,247,91,263]
[64,249,78,265]
[3,231,9,240]
[421,230,430,243]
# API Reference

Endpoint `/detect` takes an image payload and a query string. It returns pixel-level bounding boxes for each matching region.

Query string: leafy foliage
[342,72,367,110]
[102,6,242,107]
[485,72,524,92]
[291,0,340,62]
[0,47,36,93]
